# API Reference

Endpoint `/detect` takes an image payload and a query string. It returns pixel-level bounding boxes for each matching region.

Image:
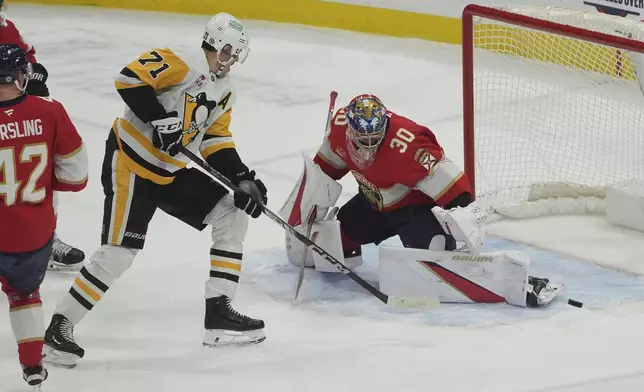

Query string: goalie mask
[345,94,388,169]
[202,13,250,79]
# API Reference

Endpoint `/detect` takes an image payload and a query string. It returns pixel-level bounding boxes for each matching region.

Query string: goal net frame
[461,4,644,219]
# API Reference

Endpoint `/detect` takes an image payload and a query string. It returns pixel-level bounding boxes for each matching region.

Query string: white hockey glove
[431,203,486,255]
[151,111,183,156]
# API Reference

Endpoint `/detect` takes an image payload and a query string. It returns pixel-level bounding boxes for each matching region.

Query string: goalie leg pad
[285,220,360,272]
[279,153,342,227]
[379,247,531,306]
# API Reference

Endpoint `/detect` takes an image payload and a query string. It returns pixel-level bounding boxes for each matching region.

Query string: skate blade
[203,329,266,347]
[42,345,80,369]
[47,262,83,272]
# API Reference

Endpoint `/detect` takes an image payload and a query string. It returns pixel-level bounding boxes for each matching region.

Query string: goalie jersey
[113,48,238,185]
[314,108,472,211]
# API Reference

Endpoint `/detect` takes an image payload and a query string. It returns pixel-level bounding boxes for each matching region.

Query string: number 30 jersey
[314,108,471,211]
[113,48,238,185]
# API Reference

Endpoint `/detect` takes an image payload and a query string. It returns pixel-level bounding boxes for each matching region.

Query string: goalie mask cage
[462,4,644,219]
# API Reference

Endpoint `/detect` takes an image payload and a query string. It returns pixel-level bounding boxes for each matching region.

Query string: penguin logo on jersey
[181,92,218,146]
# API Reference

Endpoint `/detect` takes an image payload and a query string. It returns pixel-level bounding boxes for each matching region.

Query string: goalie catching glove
[431,203,486,255]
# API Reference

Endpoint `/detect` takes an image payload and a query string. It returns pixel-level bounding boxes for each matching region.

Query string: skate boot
[43,314,85,368]
[22,364,48,391]
[203,296,266,347]
[48,233,85,271]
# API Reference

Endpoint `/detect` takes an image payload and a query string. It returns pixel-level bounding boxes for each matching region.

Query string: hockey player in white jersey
[43,13,267,368]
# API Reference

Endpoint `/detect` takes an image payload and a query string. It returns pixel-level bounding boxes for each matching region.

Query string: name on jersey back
[0,119,43,141]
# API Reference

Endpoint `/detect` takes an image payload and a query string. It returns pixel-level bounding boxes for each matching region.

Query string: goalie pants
[338,192,456,251]
[0,236,52,369]
[54,132,245,325]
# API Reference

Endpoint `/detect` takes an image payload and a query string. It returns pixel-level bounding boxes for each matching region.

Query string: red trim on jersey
[314,153,347,180]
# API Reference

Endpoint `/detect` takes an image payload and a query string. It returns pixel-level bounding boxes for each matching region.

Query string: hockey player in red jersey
[0,1,87,270]
[0,44,88,390]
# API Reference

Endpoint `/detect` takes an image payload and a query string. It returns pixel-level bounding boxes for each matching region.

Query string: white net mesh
[469,5,644,218]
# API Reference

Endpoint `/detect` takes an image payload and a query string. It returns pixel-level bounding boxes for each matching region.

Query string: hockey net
[462,5,644,220]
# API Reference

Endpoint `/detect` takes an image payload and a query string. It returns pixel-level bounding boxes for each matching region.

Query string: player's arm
[52,100,88,192]
[312,111,350,180]
[115,48,191,155]
[200,110,267,218]
[115,48,189,123]
[394,127,471,208]
[199,109,248,182]
[397,126,483,253]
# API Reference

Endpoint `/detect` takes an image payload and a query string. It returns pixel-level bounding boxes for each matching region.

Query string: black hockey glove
[151,111,183,156]
[26,62,50,97]
[234,171,267,219]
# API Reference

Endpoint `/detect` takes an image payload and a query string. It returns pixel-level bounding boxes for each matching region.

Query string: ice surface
[2,4,644,392]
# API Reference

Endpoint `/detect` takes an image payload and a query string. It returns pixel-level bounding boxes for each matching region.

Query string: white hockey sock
[55,245,136,324]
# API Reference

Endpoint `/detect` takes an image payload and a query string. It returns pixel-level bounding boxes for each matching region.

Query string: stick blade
[386,296,441,309]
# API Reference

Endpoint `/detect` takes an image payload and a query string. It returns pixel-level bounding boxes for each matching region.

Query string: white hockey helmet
[202,13,250,77]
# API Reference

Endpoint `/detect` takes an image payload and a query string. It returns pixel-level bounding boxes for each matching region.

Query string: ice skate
[22,364,47,391]
[48,233,85,271]
[43,314,85,368]
[203,296,266,347]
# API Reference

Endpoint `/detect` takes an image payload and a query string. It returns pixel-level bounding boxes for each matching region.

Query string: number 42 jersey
[314,108,471,211]
[113,48,239,185]
[0,95,88,252]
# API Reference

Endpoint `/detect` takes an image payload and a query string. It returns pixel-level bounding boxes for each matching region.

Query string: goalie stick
[178,147,440,309]
[295,90,338,301]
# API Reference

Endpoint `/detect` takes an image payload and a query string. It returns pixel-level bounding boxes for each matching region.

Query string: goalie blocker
[280,155,562,308]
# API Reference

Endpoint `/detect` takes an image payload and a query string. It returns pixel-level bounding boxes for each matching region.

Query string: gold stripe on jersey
[204,109,233,137]
[200,109,236,159]
[117,119,185,167]
[112,119,186,185]
[117,48,190,91]
[114,80,147,90]
[201,140,235,159]
[119,150,174,185]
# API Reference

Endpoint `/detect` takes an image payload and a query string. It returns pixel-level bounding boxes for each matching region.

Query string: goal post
[462,4,644,219]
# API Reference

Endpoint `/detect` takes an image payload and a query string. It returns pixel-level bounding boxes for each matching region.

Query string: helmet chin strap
[211,64,227,80]
[15,76,28,92]
[210,51,237,80]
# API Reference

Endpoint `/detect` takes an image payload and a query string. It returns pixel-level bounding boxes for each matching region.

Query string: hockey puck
[568,299,583,308]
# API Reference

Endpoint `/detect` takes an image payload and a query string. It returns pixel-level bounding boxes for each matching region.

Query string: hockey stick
[178,147,439,309]
[295,90,338,300]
